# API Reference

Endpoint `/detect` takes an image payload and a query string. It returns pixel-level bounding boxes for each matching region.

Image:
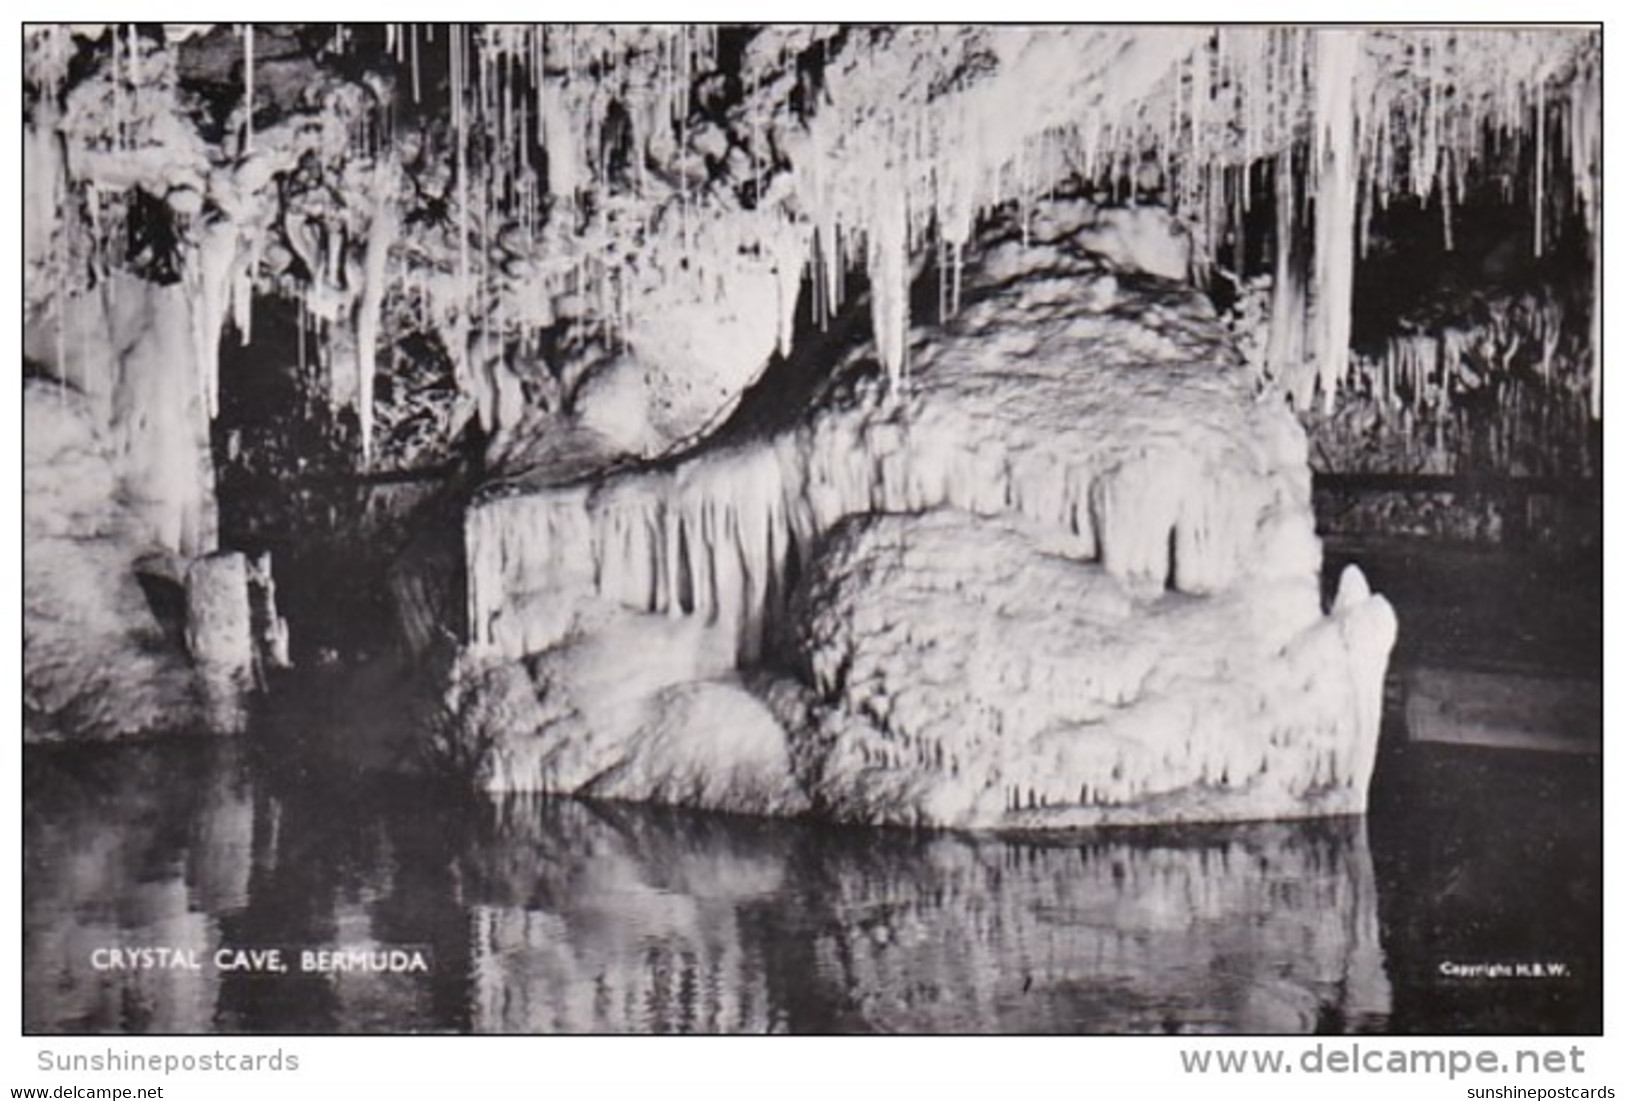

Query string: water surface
[22,726,1598,1034]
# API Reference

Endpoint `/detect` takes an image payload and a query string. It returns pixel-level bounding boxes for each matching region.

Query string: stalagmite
[186,553,256,735]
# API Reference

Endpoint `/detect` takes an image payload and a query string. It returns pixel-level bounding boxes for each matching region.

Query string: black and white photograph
[18,20,1603,1052]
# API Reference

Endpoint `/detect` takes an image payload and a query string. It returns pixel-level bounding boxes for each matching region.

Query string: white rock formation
[1073,203,1194,282]
[573,249,799,458]
[23,379,199,741]
[790,512,1392,827]
[449,608,807,817]
[24,371,290,742]
[451,197,1396,829]
[25,276,218,558]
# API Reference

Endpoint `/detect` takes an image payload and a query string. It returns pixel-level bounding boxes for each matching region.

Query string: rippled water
[22,725,1598,1034]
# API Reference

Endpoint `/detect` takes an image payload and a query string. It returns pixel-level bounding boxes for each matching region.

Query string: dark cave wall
[1292,193,1599,550]
[211,293,468,660]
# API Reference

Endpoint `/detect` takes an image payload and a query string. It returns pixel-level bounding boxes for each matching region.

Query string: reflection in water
[461,801,1390,1033]
[24,738,1403,1034]
[24,744,247,1033]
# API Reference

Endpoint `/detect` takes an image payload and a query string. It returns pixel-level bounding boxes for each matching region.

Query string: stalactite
[1309,28,1363,413]
[1265,151,1307,398]
[452,24,470,391]
[125,24,138,98]
[191,223,241,423]
[356,176,400,464]
[111,25,122,150]
[868,179,910,394]
[410,24,421,101]
[1563,56,1602,418]
[243,23,254,152]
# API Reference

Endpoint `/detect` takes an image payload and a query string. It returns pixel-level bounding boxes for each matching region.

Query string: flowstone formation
[450,198,1398,829]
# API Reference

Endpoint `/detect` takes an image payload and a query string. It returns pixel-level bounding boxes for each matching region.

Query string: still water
[23,725,1598,1035]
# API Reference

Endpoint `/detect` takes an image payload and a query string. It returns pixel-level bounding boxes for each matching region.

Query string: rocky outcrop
[449,198,1397,829]
[24,377,289,741]
[789,511,1392,827]
[24,379,200,740]
[447,609,807,817]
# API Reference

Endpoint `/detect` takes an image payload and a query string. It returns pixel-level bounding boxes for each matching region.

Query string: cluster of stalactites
[26,25,1603,470]
[1254,28,1602,415]
[464,403,1285,665]
[716,26,1601,413]
[1567,56,1601,417]
[1331,290,1595,478]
